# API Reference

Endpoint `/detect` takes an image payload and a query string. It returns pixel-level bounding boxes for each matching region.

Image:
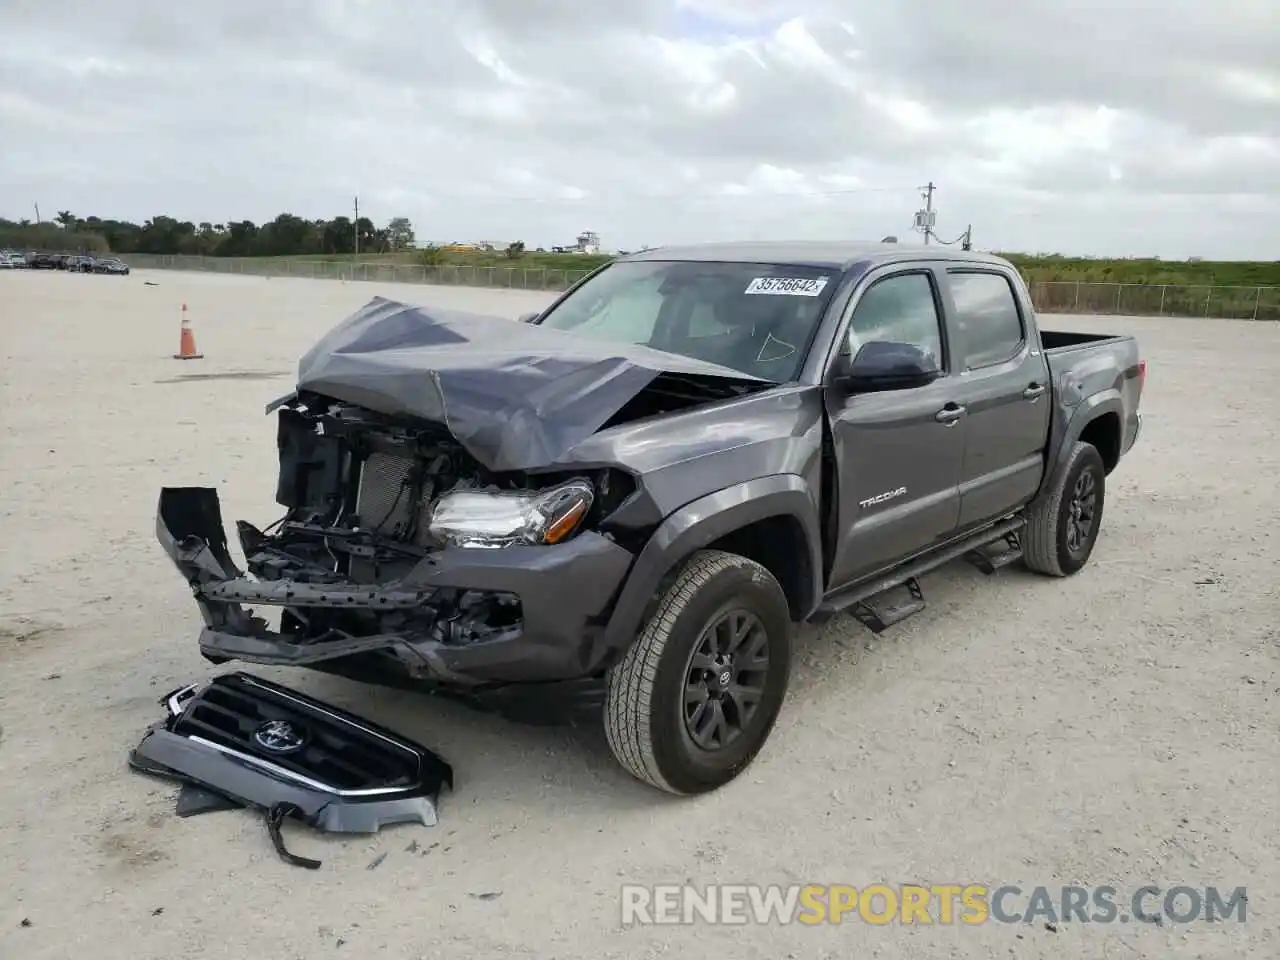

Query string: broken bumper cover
[157,487,636,686]
[128,671,454,835]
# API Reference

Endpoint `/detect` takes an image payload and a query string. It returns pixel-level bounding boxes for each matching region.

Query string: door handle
[935,404,965,425]
[1023,383,1046,400]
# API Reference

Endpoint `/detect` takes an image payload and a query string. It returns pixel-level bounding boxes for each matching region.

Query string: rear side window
[948,271,1024,369]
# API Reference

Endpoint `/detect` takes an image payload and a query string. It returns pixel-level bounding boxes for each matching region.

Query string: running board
[964,529,1024,575]
[812,517,1026,632]
[851,577,925,633]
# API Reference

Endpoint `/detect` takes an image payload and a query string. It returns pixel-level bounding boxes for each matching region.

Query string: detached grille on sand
[129,671,455,862]
[170,672,425,792]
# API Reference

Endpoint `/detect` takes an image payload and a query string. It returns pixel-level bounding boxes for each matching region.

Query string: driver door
[823,267,966,588]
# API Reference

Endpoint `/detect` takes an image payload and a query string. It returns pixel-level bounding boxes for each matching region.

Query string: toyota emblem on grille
[252,719,308,754]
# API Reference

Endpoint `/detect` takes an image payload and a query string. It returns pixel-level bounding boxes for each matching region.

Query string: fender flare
[1037,390,1123,499]
[601,474,824,650]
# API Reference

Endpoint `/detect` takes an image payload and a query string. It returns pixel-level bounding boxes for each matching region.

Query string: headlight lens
[427,478,594,548]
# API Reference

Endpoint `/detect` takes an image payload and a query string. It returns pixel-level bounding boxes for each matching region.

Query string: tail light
[1138,359,1147,389]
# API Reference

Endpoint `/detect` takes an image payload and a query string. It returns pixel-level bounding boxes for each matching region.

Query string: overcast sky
[2,0,1277,258]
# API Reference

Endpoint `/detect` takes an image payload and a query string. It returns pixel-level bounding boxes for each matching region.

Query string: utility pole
[34,202,40,224]
[912,184,971,249]
[917,182,935,244]
[913,183,937,245]
[353,195,359,256]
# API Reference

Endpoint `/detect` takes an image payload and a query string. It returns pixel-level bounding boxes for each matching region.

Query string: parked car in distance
[93,257,130,275]
[0,250,27,268]
[66,255,97,273]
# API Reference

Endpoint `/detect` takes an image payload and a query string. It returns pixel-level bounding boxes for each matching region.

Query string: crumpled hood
[289,296,768,473]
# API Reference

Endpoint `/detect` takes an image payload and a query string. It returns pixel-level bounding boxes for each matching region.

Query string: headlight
[427,479,594,548]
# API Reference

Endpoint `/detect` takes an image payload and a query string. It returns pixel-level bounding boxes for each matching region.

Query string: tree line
[0,212,417,257]
[3,210,1274,288]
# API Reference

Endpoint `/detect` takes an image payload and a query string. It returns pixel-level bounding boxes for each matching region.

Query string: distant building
[548,233,605,255]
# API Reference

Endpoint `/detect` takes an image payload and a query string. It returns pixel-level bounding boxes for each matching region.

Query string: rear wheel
[604,549,792,795]
[1023,441,1106,577]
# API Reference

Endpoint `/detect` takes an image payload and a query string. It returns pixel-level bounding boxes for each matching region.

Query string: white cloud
[1219,68,1280,105]
[1,0,1277,258]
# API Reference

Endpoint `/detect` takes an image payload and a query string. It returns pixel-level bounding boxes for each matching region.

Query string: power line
[429,184,912,204]
[932,225,974,249]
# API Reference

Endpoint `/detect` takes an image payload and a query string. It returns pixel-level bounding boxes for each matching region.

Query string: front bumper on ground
[157,487,636,689]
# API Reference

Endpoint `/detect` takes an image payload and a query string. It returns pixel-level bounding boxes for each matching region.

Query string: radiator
[354,451,418,537]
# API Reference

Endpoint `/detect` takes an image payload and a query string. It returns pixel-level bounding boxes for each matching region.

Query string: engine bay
[250,391,636,586]
[162,392,631,655]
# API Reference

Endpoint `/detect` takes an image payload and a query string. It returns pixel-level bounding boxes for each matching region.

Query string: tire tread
[1023,441,1102,577]
[604,549,776,794]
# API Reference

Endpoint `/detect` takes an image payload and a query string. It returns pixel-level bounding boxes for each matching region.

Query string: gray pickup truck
[158,241,1144,796]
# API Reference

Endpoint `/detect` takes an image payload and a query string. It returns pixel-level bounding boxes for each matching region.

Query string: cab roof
[616,240,1012,272]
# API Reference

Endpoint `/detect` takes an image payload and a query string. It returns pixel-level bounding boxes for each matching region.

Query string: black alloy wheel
[1065,468,1098,555]
[604,549,793,795]
[1022,440,1107,577]
[682,608,770,752]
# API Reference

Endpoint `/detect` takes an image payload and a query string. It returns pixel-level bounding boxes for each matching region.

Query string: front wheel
[1022,441,1107,577]
[604,549,793,795]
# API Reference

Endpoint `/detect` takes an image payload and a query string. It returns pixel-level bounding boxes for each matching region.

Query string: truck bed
[1041,327,1144,471]
[1040,329,1130,352]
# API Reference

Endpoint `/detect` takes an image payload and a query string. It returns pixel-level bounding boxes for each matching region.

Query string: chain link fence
[121,254,595,292]
[121,254,1280,320]
[1028,280,1278,320]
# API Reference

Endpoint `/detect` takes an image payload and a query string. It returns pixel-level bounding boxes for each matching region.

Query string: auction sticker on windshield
[744,276,830,296]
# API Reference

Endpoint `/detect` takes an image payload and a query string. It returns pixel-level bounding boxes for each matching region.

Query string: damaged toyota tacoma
[158,241,1145,795]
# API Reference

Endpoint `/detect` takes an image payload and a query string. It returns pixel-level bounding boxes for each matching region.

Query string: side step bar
[964,529,1024,575]
[811,517,1026,633]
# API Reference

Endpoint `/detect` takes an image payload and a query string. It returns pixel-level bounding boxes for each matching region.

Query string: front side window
[536,260,839,381]
[844,272,944,369]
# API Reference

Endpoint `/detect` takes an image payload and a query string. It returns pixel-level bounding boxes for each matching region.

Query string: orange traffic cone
[174,303,203,360]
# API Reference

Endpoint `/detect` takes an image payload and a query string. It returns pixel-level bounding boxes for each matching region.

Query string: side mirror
[838,340,939,393]
[517,311,540,324]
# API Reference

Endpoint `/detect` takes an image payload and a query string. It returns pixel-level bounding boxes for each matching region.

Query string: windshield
[535,259,839,381]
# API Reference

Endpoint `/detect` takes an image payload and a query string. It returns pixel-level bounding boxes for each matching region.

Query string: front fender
[1037,390,1123,499]
[601,474,823,651]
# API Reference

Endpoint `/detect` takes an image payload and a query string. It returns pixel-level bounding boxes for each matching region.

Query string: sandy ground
[1,267,1277,959]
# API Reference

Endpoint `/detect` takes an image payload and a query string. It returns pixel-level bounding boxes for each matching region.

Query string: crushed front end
[157,392,638,696]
